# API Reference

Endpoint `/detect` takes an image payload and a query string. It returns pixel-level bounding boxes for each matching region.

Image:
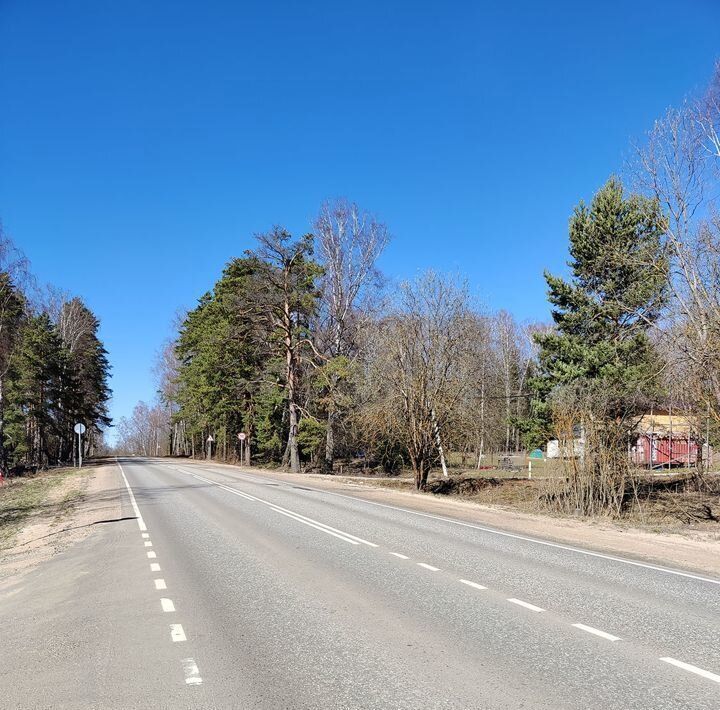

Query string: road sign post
[74,423,86,468]
[207,435,214,460]
[238,432,247,465]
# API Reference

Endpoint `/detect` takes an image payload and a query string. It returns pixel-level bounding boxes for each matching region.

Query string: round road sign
[74,423,86,435]
[238,432,247,441]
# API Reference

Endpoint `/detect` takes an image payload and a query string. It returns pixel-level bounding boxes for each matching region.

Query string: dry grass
[0,468,86,550]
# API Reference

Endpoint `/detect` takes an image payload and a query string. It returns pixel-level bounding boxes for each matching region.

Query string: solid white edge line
[389,552,409,559]
[116,458,147,532]
[150,563,161,572]
[572,623,621,641]
[660,657,720,684]
[170,624,186,642]
[182,658,202,685]
[459,579,488,590]
[154,578,167,590]
[507,598,544,612]
[160,598,175,612]
[196,466,720,587]
[417,563,440,571]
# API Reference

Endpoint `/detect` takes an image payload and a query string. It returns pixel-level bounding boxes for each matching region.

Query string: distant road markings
[417,563,440,572]
[389,552,409,559]
[459,579,487,591]
[572,624,621,642]
[183,469,378,547]
[660,657,720,684]
[144,541,153,547]
[170,624,187,642]
[147,551,157,559]
[117,458,147,532]
[507,598,544,612]
[150,563,161,572]
[161,598,176,613]
[142,533,149,539]
[155,578,167,590]
[219,466,720,587]
[182,658,202,686]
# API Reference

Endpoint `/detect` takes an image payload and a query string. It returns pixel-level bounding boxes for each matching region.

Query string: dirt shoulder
[172,457,720,579]
[0,461,121,589]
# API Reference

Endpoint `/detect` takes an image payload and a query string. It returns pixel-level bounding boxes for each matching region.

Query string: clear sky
[1,0,719,437]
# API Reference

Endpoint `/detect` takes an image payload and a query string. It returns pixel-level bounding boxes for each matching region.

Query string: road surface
[2,457,719,709]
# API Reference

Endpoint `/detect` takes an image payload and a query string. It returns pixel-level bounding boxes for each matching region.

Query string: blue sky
[1,0,719,436]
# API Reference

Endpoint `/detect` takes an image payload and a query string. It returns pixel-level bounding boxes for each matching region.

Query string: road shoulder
[0,462,122,590]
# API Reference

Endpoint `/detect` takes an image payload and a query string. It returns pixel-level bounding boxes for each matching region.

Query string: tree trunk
[324,407,336,473]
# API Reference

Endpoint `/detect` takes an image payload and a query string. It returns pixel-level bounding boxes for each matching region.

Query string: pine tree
[529,177,668,449]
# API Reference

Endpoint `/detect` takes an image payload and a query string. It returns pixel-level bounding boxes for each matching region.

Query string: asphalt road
[2,457,719,709]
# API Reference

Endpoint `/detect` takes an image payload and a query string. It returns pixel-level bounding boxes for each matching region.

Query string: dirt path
[0,463,121,590]
[173,458,720,578]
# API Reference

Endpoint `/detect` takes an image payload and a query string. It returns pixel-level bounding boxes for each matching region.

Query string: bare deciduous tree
[313,199,390,472]
[359,271,472,489]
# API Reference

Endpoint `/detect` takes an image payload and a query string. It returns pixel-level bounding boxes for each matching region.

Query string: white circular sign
[74,423,86,435]
[238,432,246,441]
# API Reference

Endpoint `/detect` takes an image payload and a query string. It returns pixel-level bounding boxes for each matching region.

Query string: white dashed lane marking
[142,532,149,539]
[389,552,409,559]
[147,551,157,559]
[660,657,720,684]
[572,623,621,642]
[417,563,440,572]
[150,563,161,572]
[182,658,202,685]
[144,541,153,547]
[170,624,187,642]
[155,578,167,590]
[161,598,176,613]
[507,598,544,612]
[459,579,487,591]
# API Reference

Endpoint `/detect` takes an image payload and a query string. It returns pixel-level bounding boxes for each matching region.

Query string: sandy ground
[0,463,121,590]
[172,457,720,578]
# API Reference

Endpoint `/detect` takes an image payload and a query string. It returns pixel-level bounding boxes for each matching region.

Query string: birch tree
[313,199,390,472]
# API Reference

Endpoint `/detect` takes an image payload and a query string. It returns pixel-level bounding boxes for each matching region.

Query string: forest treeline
[118,65,720,512]
[0,237,111,474]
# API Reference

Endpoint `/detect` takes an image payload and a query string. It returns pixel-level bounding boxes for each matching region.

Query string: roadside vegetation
[0,466,88,550]
[0,238,111,476]
[117,66,720,525]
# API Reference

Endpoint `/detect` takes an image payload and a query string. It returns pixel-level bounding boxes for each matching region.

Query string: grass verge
[0,468,86,551]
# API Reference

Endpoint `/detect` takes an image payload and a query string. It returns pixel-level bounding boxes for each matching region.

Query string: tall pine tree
[530,178,668,446]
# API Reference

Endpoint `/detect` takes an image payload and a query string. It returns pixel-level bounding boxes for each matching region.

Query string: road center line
[459,579,487,590]
[170,624,186,642]
[507,598,544,612]
[155,578,167,590]
[417,563,440,571]
[270,507,360,545]
[572,623,621,641]
[150,563,161,572]
[213,468,720,587]
[660,657,720,684]
[144,541,152,547]
[142,533,149,539]
[181,468,378,547]
[147,551,157,559]
[116,458,147,532]
[389,552,409,559]
[160,598,176,612]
